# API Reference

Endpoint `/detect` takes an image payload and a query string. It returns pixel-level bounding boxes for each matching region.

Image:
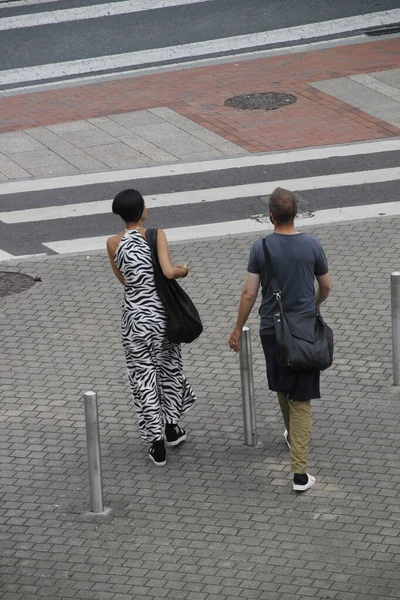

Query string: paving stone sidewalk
[1,215,400,600]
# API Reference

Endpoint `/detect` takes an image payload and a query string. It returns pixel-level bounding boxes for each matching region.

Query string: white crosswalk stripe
[1,138,399,196]
[1,9,399,87]
[41,201,400,255]
[1,166,400,224]
[0,140,399,260]
[0,0,210,31]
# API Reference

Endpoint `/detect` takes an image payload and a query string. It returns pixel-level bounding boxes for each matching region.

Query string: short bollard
[84,391,106,514]
[391,272,400,387]
[239,327,257,446]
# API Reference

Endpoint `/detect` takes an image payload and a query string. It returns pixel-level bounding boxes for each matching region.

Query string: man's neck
[274,223,298,235]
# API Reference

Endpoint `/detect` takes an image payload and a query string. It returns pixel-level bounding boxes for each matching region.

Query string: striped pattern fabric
[114,230,196,443]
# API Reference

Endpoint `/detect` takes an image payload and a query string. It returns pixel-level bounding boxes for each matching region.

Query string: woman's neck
[125,221,141,230]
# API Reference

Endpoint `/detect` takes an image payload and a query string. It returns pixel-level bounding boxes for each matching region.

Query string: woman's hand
[177,263,189,277]
[229,327,242,353]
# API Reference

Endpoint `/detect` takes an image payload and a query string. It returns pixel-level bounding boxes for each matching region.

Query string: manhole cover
[0,272,41,298]
[224,92,297,111]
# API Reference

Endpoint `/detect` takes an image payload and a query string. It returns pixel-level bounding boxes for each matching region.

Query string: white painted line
[1,9,399,85]
[0,0,209,30]
[1,138,400,196]
[0,34,375,98]
[2,167,400,223]
[42,200,400,253]
[0,252,48,263]
[0,248,15,259]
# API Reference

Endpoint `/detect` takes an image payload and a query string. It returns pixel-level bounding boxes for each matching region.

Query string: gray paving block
[370,68,400,88]
[133,122,194,142]
[0,216,400,600]
[149,107,248,155]
[108,110,165,130]
[84,142,155,168]
[312,77,400,112]
[60,152,110,173]
[47,122,117,149]
[350,74,400,102]
[7,149,80,177]
[87,116,136,139]
[0,153,31,179]
[121,135,179,163]
[0,131,45,154]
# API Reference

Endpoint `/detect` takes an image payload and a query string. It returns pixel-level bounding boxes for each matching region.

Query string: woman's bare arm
[156,229,188,280]
[106,235,125,285]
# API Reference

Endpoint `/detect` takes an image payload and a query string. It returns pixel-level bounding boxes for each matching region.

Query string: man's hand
[229,328,242,352]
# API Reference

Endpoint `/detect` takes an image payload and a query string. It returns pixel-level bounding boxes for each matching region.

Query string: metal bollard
[239,327,257,446]
[391,272,400,387]
[84,391,105,513]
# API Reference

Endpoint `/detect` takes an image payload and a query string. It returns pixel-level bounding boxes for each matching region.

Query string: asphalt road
[1,0,399,90]
[0,146,399,256]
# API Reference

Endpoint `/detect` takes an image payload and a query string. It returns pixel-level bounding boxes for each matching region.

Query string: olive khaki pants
[277,392,311,473]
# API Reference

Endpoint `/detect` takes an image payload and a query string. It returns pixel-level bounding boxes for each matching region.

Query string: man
[229,187,331,492]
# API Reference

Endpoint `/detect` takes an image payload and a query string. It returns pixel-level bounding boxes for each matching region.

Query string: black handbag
[262,238,333,372]
[145,228,203,344]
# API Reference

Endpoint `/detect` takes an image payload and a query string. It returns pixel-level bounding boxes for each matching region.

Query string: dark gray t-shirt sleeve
[314,241,329,276]
[247,241,262,275]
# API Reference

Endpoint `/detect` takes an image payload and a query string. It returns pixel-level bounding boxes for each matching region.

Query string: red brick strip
[1,38,400,152]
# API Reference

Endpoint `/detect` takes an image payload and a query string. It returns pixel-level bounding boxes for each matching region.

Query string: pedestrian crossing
[1,1,400,94]
[0,139,399,260]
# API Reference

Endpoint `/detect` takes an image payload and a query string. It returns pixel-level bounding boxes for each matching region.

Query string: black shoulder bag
[262,238,333,372]
[145,228,203,344]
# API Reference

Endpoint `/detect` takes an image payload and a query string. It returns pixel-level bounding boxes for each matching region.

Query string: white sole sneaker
[166,433,186,447]
[284,429,290,449]
[148,452,166,466]
[293,473,316,492]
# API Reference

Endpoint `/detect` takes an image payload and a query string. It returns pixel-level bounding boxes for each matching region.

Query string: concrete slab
[25,126,89,156]
[0,130,45,154]
[0,108,248,180]
[61,151,110,172]
[350,74,400,102]
[0,153,31,179]
[122,135,178,163]
[84,142,155,168]
[149,107,247,154]
[87,116,136,139]
[109,110,165,129]
[371,68,400,88]
[47,125,118,149]
[312,69,400,129]
[9,149,80,177]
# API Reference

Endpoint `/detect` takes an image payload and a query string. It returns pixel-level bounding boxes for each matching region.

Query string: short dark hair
[269,187,297,224]
[112,189,145,223]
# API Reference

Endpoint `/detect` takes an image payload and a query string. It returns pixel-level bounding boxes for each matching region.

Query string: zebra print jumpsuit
[114,230,196,444]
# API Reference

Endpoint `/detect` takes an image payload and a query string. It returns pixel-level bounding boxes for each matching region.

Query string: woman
[106,188,196,466]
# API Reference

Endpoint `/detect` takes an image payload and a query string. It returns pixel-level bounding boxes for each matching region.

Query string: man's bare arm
[316,273,332,306]
[229,273,260,352]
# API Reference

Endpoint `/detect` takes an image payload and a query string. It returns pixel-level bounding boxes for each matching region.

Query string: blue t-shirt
[248,233,329,333]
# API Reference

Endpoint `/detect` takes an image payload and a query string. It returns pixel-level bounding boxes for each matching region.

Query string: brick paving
[1,216,400,600]
[1,38,400,152]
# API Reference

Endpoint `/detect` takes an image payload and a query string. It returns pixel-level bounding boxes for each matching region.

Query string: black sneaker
[165,424,186,447]
[149,440,166,466]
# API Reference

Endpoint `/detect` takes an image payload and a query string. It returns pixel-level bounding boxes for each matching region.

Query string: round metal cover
[0,271,40,298]
[224,92,297,111]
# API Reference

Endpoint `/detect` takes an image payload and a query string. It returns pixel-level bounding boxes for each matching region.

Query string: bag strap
[145,228,159,263]
[262,238,282,302]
